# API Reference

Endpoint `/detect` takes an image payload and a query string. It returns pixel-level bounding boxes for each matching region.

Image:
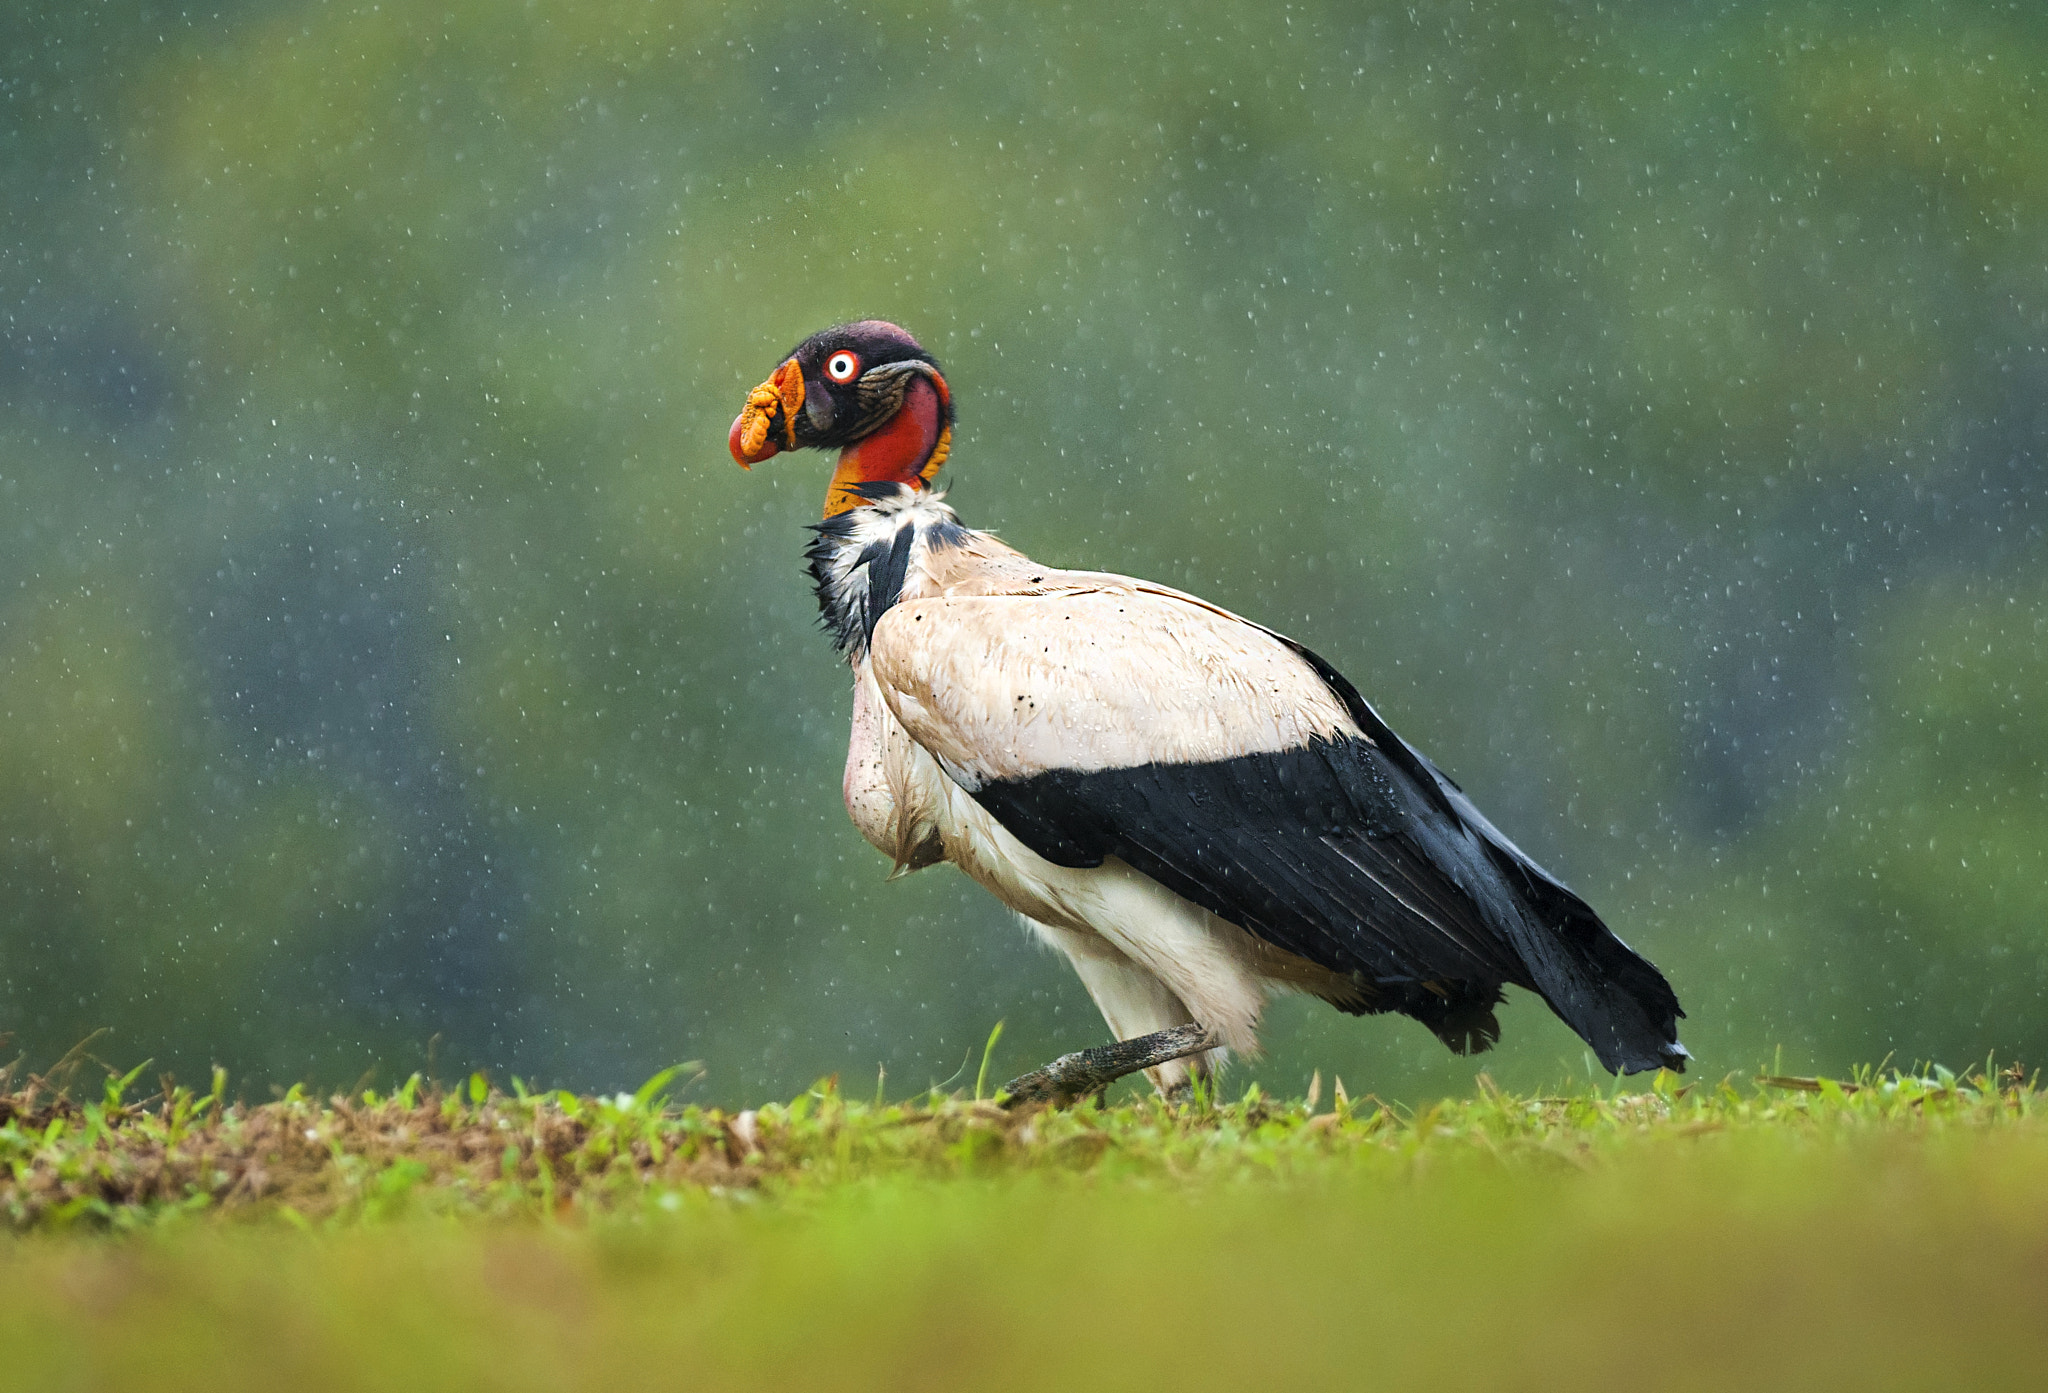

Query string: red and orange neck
[823,374,952,519]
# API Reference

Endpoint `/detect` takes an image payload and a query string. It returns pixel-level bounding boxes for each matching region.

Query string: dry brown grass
[4,1056,2040,1231]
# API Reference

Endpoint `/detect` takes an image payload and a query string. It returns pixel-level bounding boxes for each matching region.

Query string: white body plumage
[821,491,1365,1092]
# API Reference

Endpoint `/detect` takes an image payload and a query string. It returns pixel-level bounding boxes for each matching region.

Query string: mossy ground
[4,1061,2044,1390]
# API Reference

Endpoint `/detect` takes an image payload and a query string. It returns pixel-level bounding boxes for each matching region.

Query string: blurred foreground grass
[4,1062,2045,1391]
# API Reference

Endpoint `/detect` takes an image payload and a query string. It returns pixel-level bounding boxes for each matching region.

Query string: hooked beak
[728,357,806,468]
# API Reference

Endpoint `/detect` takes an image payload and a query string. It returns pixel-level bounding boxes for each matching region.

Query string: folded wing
[867,579,1686,1072]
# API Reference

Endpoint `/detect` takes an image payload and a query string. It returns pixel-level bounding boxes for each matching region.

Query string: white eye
[825,351,861,383]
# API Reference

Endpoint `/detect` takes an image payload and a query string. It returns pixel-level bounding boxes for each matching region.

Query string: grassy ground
[4,1061,2045,1391]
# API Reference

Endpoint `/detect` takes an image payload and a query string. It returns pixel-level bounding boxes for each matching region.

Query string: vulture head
[728,320,955,517]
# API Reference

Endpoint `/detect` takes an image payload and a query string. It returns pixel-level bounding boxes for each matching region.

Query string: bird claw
[998,1022,1222,1110]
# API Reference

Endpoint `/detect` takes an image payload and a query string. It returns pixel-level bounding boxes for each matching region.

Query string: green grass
[4,1062,2045,1391]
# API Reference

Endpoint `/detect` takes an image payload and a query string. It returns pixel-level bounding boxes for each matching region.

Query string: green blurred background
[1,0,2041,1103]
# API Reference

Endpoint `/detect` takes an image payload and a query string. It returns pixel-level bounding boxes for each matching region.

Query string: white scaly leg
[1019,916,1223,1100]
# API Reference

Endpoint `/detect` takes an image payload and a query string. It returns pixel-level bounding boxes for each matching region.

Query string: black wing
[972,640,1688,1074]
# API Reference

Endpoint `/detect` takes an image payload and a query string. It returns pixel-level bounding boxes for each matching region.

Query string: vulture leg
[1020,915,1223,1096]
[999,1023,1224,1109]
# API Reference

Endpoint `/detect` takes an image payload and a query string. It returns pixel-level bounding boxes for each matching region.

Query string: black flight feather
[969,643,1688,1074]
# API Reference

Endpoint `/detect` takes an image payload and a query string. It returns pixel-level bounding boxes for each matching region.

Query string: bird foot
[998,1023,1223,1110]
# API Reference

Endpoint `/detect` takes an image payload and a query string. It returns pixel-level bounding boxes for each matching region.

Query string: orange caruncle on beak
[728,357,806,468]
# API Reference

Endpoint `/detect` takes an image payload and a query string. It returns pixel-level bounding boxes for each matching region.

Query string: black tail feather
[1281,639,1689,1075]
[1499,868,1689,1074]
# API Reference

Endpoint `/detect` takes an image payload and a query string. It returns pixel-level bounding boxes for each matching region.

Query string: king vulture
[728,320,1687,1103]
